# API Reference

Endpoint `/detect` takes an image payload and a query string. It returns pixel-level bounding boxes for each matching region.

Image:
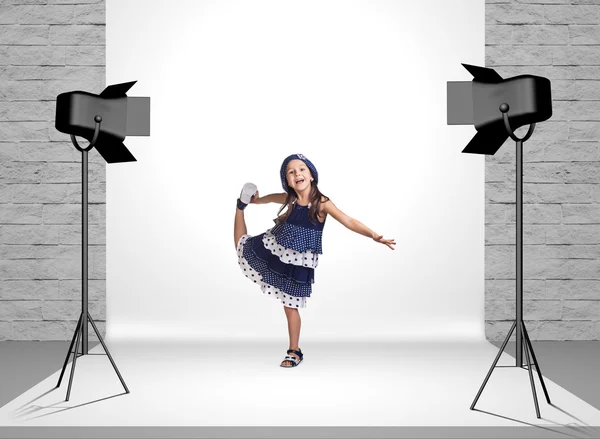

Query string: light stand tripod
[55,116,129,401]
[470,103,551,418]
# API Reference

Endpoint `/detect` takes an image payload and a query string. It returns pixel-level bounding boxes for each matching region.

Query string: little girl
[234,153,395,368]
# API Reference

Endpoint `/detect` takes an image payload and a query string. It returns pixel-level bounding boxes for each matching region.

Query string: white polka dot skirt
[237,234,310,308]
[262,230,319,268]
[236,203,325,309]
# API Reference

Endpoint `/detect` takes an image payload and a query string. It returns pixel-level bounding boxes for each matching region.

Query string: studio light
[448,64,553,418]
[55,81,150,163]
[54,80,151,401]
[448,63,552,155]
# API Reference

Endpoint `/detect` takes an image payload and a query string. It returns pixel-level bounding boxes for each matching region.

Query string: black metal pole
[58,117,129,400]
[66,318,82,401]
[471,105,549,416]
[516,139,523,367]
[82,149,89,355]
[521,320,541,418]
[471,320,517,410]
[56,313,82,388]
[88,313,130,394]
[523,321,552,404]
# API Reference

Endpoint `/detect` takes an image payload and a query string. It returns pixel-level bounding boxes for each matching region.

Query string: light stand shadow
[549,403,591,427]
[472,408,581,438]
[14,388,56,413]
[15,392,128,421]
[544,403,600,438]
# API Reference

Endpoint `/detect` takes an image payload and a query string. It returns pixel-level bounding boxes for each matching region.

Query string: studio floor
[0,339,599,438]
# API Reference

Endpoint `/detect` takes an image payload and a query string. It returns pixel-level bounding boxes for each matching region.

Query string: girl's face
[286,159,312,193]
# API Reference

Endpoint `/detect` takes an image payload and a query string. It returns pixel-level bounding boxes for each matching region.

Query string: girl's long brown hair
[275,180,329,225]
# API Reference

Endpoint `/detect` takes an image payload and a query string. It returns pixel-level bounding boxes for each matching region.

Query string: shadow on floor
[0,341,100,409]
[1,340,599,413]
[488,341,600,411]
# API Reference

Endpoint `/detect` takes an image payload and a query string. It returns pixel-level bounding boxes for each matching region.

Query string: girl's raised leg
[234,185,257,249]
[234,206,247,250]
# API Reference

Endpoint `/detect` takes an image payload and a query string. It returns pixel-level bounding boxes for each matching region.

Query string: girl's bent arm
[253,192,287,205]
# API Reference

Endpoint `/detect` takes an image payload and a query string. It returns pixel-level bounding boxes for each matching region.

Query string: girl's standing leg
[234,206,247,250]
[282,305,301,366]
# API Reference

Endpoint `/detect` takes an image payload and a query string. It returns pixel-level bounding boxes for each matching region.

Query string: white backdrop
[106,0,485,342]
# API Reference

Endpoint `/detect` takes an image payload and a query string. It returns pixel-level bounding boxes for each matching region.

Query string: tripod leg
[88,313,130,394]
[522,321,551,404]
[56,314,83,388]
[521,320,541,419]
[65,316,83,402]
[471,320,517,410]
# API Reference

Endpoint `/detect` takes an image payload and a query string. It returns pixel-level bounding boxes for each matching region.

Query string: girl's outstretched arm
[252,192,287,205]
[323,200,396,250]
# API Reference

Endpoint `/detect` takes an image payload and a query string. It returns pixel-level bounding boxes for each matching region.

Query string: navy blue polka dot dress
[236,201,325,308]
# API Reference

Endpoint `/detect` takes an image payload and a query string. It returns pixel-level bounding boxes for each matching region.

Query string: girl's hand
[373,235,396,250]
[250,190,259,203]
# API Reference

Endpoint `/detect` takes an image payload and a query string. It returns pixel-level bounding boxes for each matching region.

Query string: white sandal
[237,182,257,210]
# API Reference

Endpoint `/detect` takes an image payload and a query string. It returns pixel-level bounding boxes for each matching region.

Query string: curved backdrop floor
[0,340,599,438]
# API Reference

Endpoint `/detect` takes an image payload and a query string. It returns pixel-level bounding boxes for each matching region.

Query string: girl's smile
[286,159,312,192]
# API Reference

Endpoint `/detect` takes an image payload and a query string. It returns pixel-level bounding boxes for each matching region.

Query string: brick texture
[485,0,600,340]
[0,0,105,340]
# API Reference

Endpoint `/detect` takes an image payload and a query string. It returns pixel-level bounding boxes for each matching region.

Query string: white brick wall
[0,0,105,341]
[485,0,600,340]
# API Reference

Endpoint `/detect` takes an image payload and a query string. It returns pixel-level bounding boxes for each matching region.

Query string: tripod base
[56,312,129,401]
[471,320,551,418]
